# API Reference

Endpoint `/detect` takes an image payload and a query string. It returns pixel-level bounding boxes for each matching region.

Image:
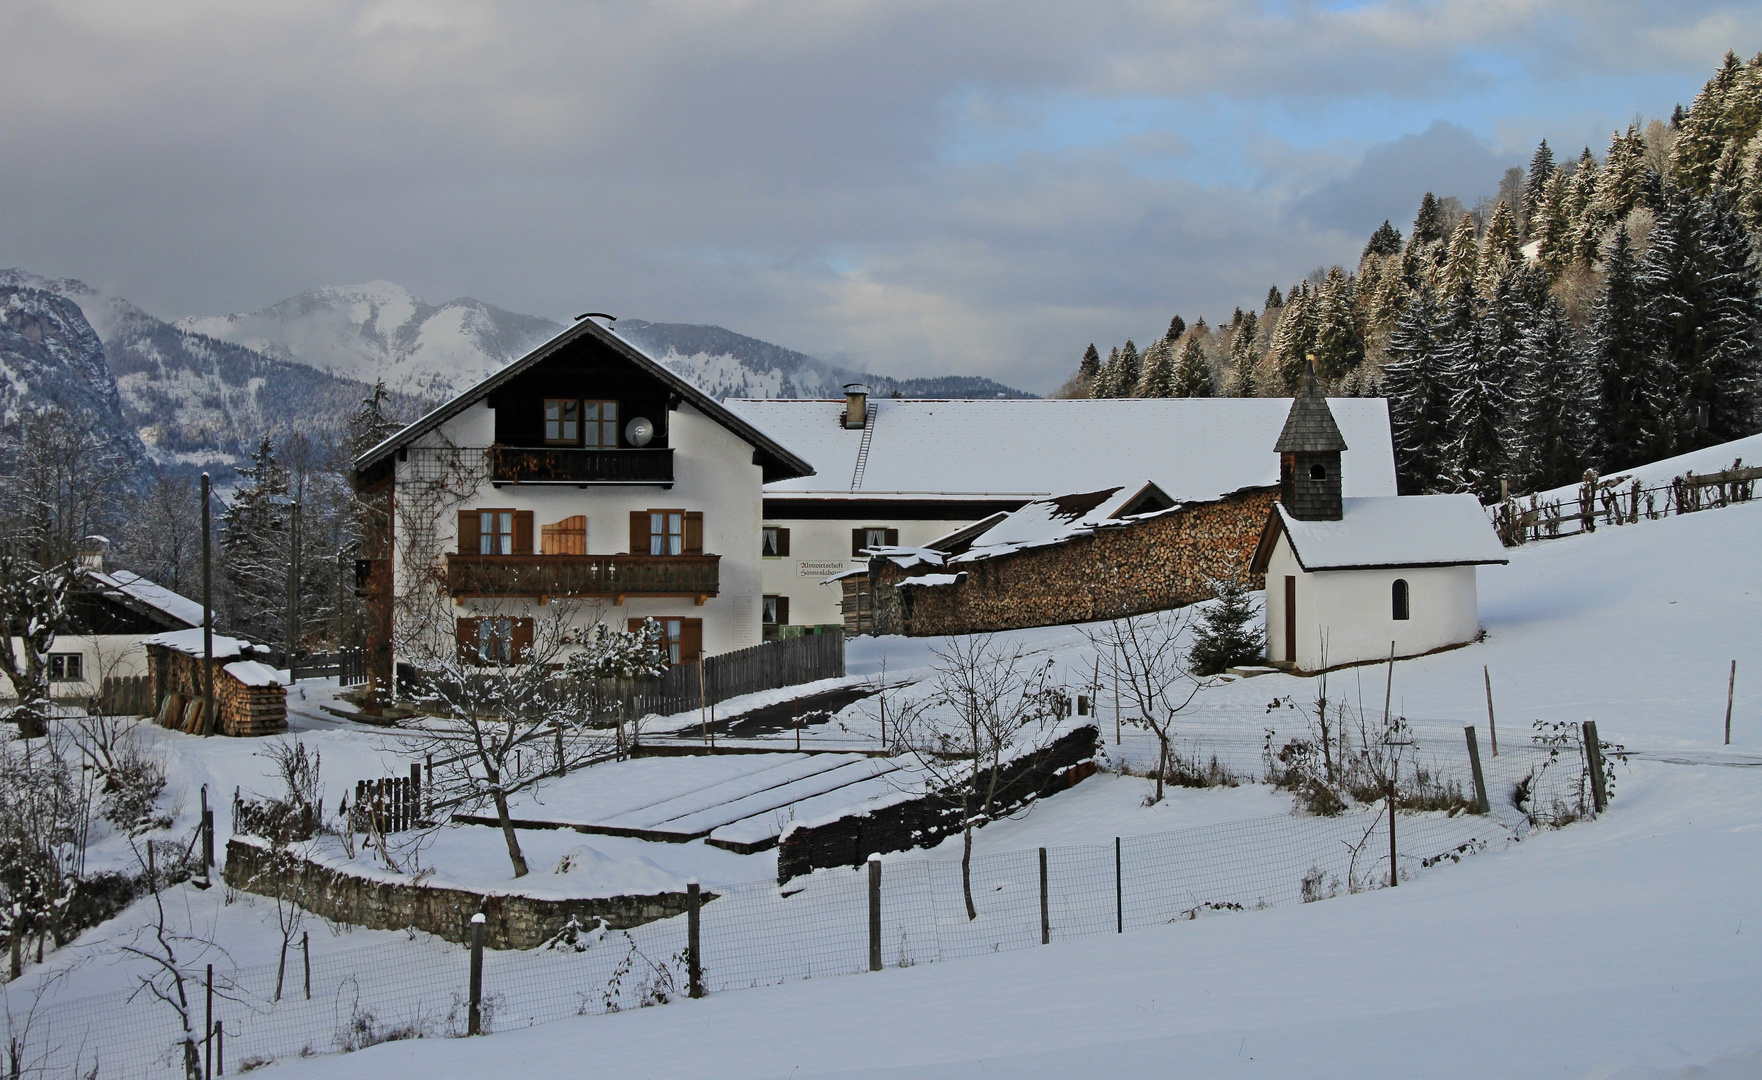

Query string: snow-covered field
[7,492,1762,1079]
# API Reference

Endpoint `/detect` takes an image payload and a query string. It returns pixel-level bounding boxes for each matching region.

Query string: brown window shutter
[511,618,535,661]
[884,528,899,547]
[683,512,704,556]
[629,511,648,555]
[458,511,481,555]
[680,619,703,665]
[776,596,789,625]
[455,618,478,661]
[627,618,644,634]
[851,528,865,557]
[776,527,790,557]
[513,511,534,554]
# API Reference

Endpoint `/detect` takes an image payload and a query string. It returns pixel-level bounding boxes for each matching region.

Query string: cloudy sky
[2,1,1756,392]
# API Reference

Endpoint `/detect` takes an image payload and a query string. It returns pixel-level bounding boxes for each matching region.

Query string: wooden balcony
[446,553,720,602]
[488,446,673,486]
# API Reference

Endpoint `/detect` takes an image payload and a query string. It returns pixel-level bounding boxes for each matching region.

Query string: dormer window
[545,399,620,446]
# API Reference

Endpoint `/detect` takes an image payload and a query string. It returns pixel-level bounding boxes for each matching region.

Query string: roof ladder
[849,404,877,492]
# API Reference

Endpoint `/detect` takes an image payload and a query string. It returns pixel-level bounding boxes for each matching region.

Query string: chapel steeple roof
[1274,369,1348,454]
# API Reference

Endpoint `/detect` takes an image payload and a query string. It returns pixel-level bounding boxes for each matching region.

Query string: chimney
[843,383,870,430]
[79,535,108,573]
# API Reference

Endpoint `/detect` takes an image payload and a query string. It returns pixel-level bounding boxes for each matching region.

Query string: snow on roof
[144,627,256,660]
[949,483,1171,563]
[97,570,204,628]
[1275,496,1510,571]
[724,397,1397,502]
[897,572,967,589]
[223,660,284,687]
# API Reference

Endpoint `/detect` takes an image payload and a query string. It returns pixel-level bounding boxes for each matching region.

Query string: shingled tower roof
[1274,370,1348,453]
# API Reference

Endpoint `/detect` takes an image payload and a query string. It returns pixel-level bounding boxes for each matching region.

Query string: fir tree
[1187,574,1266,676]
[1566,148,1607,265]
[1672,52,1748,195]
[1383,283,1453,493]
[1439,214,1481,296]
[1363,220,1403,259]
[1077,343,1102,388]
[1114,340,1141,398]
[1311,268,1364,382]
[1410,192,1448,250]
[1512,285,1592,490]
[348,379,404,458]
[1478,200,1522,292]
[1171,337,1214,397]
[1098,345,1121,397]
[1523,139,1556,237]
[1265,286,1284,309]
[1533,170,1572,277]
[1166,315,1186,341]
[1588,224,1664,470]
[1599,123,1650,222]
[1739,130,1762,232]
[1442,276,1513,499]
[222,436,292,643]
[1268,282,1316,390]
[1137,340,1176,397]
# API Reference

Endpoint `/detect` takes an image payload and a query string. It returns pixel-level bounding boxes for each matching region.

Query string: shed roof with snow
[723,397,1397,503]
[1251,495,1510,573]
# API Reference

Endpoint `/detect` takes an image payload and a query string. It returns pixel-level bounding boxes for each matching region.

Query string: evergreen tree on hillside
[1512,286,1593,491]
[1097,345,1121,397]
[1534,170,1573,277]
[1599,123,1651,222]
[1411,192,1448,248]
[1639,187,1762,450]
[1363,220,1403,260]
[1269,282,1317,389]
[1137,340,1176,397]
[1171,337,1215,397]
[1588,224,1665,470]
[1265,286,1284,309]
[1188,573,1266,676]
[1672,52,1755,195]
[1566,148,1609,265]
[223,436,292,643]
[1078,343,1102,388]
[1113,340,1141,398]
[1523,140,1557,237]
[1440,215,1481,296]
[1384,283,1453,493]
[348,379,404,458]
[1479,201,1523,292]
[1443,275,1517,498]
[1229,310,1259,383]
[1311,269,1365,383]
[1740,132,1762,232]
[1166,315,1186,341]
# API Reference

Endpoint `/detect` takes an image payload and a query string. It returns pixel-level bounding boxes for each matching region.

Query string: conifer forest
[1061,52,1762,499]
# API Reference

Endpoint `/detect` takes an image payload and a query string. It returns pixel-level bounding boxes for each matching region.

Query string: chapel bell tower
[1275,365,1347,521]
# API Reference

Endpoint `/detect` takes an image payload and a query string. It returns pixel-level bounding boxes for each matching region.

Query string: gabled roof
[89,570,203,630]
[948,482,1177,563]
[723,397,1395,502]
[1274,372,1348,454]
[1251,495,1509,574]
[353,318,815,484]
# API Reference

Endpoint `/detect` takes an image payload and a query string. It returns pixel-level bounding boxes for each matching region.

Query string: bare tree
[892,636,1061,920]
[1086,610,1214,804]
[118,841,232,1080]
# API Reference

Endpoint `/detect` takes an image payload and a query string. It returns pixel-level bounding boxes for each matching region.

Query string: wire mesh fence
[2,726,1603,1079]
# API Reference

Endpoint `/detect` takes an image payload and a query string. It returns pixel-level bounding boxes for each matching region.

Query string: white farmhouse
[350,316,815,689]
[725,386,1400,633]
[1250,375,1508,673]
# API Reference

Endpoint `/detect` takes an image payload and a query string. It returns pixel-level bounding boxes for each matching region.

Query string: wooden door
[1283,575,1297,663]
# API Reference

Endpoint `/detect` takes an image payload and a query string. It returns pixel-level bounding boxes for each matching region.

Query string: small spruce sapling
[1187,574,1266,675]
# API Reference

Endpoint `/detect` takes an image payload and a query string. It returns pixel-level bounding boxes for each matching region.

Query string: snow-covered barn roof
[144,628,263,660]
[94,570,205,629]
[940,482,1175,563]
[723,397,1397,503]
[1252,495,1510,573]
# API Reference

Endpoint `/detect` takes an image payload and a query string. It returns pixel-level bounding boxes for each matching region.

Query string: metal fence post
[1114,837,1122,934]
[1464,726,1490,815]
[867,854,882,972]
[1583,720,1608,815]
[1038,847,1049,945]
[467,913,485,1035]
[687,880,703,997]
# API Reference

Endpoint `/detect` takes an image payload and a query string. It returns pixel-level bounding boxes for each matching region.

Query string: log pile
[147,644,288,737]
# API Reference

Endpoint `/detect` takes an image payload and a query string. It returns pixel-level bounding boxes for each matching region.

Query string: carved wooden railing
[487,446,674,485]
[446,553,720,600]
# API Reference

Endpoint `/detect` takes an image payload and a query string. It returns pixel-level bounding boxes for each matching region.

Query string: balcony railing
[446,554,720,600]
[488,446,674,485]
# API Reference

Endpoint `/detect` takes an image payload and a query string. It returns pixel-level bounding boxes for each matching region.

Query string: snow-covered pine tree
[1410,192,1448,249]
[1478,200,1523,294]
[1599,123,1651,223]
[1187,573,1266,676]
[1077,343,1102,394]
[1097,345,1122,397]
[1383,283,1453,493]
[1511,280,1593,491]
[1166,315,1186,341]
[222,436,293,643]
[1228,310,1260,390]
[1442,275,1517,500]
[1639,186,1762,450]
[1137,340,1176,397]
[1311,268,1365,383]
[1363,220,1403,260]
[1114,340,1141,398]
[348,380,404,458]
[1171,336,1214,397]
[1740,131,1762,233]
[1523,139,1557,238]
[1566,147,1607,266]
[1671,52,1750,195]
[1439,214,1481,296]
[1265,286,1284,309]
[1587,224,1665,471]
[1269,282,1316,390]
[1534,170,1573,278]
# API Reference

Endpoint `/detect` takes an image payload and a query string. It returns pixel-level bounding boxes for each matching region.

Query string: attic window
[545,399,619,446]
[544,399,580,444]
[1309,463,1327,481]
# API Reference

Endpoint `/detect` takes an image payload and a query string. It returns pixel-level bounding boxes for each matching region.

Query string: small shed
[144,629,288,737]
[1249,373,1508,673]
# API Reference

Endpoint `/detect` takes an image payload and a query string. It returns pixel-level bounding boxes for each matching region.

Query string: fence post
[302,930,311,1000]
[201,801,215,890]
[1387,769,1398,887]
[204,963,213,1080]
[467,913,485,1035]
[410,763,422,826]
[1464,726,1490,815]
[1483,665,1498,756]
[1583,720,1608,815]
[687,880,704,998]
[1114,837,1122,933]
[1038,847,1049,945]
[1727,660,1737,746]
[867,854,883,971]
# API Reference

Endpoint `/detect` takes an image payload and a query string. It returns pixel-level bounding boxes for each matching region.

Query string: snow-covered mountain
[0,283,145,464]
[178,282,565,401]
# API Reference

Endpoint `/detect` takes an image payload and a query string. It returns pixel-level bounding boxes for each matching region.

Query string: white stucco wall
[758,516,979,627]
[1264,534,1481,672]
[393,400,765,660]
[4,634,156,700]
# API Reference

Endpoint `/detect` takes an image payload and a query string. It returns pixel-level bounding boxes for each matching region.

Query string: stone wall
[869,488,1277,637]
[775,723,1099,883]
[224,838,698,950]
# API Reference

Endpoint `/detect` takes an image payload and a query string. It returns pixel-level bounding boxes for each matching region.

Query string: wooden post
[867,854,882,972]
[410,763,422,825]
[302,931,311,1000]
[697,655,708,746]
[1112,646,1121,745]
[1382,641,1395,730]
[1726,660,1737,746]
[687,880,704,997]
[794,696,800,752]
[1583,720,1608,815]
[201,806,214,889]
[554,719,565,777]
[1114,836,1123,933]
[1387,768,1398,888]
[1464,726,1490,815]
[201,473,215,737]
[1038,847,1049,945]
[216,1020,223,1076]
[1483,665,1498,756]
[204,963,213,1080]
[467,913,485,1035]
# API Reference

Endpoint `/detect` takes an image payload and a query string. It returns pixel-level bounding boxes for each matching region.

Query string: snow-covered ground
[7,489,1762,1078]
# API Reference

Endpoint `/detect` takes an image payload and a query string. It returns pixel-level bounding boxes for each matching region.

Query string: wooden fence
[289,648,368,687]
[350,766,425,834]
[98,675,154,717]
[624,629,846,719]
[1492,462,1759,546]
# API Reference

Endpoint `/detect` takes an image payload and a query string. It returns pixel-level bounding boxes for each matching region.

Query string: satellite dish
[624,416,655,447]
